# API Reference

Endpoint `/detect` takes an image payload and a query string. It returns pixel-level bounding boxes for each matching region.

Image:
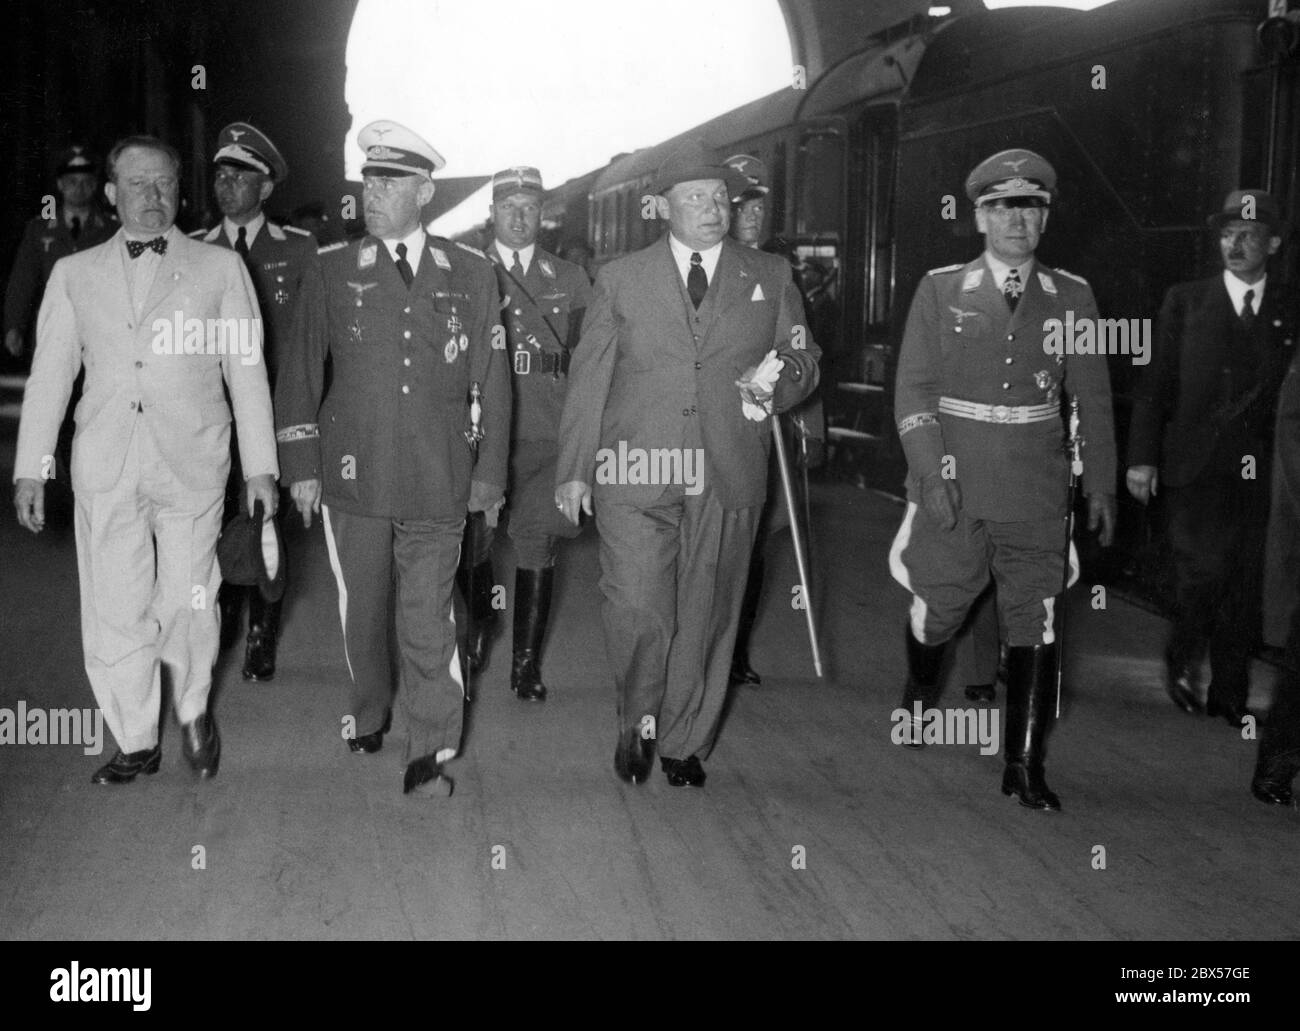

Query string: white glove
[737,349,785,422]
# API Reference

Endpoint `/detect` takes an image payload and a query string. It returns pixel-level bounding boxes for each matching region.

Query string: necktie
[395,242,414,288]
[510,250,525,277]
[688,252,707,309]
[236,226,249,259]
[126,237,167,259]
[1240,288,1256,328]
[1003,267,1023,312]
[69,216,81,242]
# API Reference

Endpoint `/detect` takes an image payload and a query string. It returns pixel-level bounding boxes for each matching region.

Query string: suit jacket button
[682,408,690,416]
[402,385,410,394]
[1002,382,1010,389]
[135,360,143,368]
[694,361,702,369]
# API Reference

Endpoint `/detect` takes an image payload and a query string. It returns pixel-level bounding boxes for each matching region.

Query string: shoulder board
[926,263,965,276]
[454,241,487,260]
[318,241,349,255]
[1053,267,1089,286]
[283,225,312,237]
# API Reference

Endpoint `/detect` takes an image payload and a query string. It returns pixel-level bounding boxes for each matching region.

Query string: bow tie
[126,237,167,259]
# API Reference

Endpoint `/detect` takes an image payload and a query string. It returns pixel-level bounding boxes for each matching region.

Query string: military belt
[514,350,569,376]
[937,398,1059,425]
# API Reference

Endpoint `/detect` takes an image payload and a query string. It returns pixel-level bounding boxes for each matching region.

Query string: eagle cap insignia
[1003,157,1028,172]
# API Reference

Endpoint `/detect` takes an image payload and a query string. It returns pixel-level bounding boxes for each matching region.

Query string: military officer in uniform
[275,120,510,798]
[556,139,820,788]
[458,166,592,702]
[1127,190,1296,726]
[190,122,319,681]
[889,149,1117,811]
[5,145,117,361]
[723,153,826,687]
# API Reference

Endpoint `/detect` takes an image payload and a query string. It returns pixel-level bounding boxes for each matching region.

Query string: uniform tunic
[274,234,509,760]
[890,255,1116,646]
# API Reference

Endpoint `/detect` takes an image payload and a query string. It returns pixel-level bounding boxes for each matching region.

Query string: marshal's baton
[1055,396,1083,718]
[772,413,824,678]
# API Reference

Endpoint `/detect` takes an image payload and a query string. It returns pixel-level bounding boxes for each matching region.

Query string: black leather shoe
[1165,661,1201,715]
[661,755,706,787]
[1001,762,1061,811]
[964,682,995,702]
[614,718,655,784]
[403,755,454,797]
[1251,777,1294,806]
[218,590,242,652]
[729,658,761,686]
[91,746,161,785]
[348,709,391,754]
[242,625,278,681]
[1205,699,1249,728]
[180,715,221,779]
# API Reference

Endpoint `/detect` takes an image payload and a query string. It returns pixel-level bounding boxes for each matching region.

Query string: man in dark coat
[1127,189,1296,727]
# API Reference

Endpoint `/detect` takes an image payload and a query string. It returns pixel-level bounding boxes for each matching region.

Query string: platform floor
[2,432,1297,940]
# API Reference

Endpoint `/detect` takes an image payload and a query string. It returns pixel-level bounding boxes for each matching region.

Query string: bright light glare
[346,0,792,237]
[984,0,1121,9]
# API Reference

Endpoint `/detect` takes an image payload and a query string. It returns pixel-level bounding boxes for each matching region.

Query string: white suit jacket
[14,228,278,493]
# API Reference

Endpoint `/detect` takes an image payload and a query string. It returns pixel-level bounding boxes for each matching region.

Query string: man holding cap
[275,120,510,798]
[556,138,820,787]
[5,145,118,361]
[191,122,319,681]
[457,166,593,703]
[889,148,1116,811]
[1128,189,1297,726]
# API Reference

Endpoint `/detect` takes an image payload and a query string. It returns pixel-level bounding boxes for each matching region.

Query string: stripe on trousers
[888,501,931,642]
[320,505,355,682]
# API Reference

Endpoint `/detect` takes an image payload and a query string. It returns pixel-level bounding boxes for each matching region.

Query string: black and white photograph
[1,0,1298,984]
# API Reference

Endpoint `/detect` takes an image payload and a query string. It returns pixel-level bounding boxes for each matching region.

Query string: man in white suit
[12,135,278,784]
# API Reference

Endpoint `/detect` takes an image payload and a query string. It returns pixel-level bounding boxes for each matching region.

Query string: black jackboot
[218,583,243,652]
[511,567,552,702]
[242,591,281,681]
[1001,643,1062,811]
[457,558,500,675]
[900,622,946,748]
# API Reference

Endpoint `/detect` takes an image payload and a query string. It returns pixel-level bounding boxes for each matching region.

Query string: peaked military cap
[216,499,286,603]
[55,144,98,177]
[214,122,288,181]
[723,153,769,201]
[359,120,445,179]
[966,148,1056,205]
[492,166,544,200]
[1207,189,1285,233]
[650,138,751,199]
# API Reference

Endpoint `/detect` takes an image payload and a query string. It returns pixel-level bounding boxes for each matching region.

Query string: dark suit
[557,235,819,760]
[1129,275,1297,706]
[275,234,509,762]
[1256,351,1300,789]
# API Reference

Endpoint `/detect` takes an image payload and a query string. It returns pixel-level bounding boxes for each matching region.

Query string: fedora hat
[1207,189,1285,233]
[649,138,750,199]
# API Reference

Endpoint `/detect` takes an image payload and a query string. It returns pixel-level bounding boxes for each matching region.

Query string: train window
[796,129,845,241]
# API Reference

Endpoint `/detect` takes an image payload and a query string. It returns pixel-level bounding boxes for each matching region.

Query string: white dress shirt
[983,251,1033,293]
[222,212,266,249]
[667,233,722,290]
[494,239,535,275]
[1223,269,1266,316]
[382,226,427,277]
